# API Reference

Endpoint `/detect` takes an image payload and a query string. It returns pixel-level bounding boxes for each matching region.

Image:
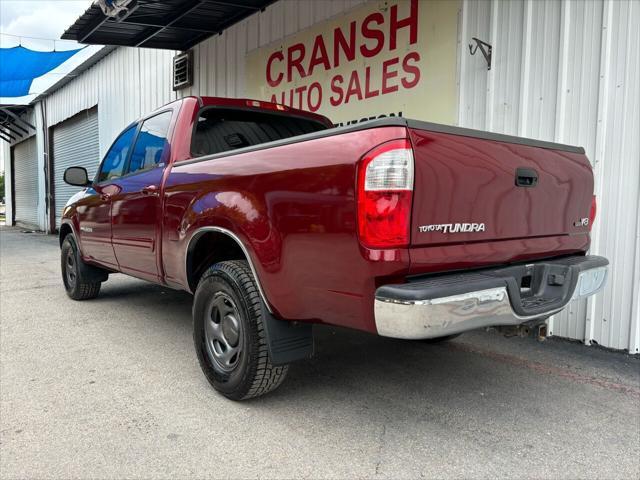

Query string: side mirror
[63,166,91,187]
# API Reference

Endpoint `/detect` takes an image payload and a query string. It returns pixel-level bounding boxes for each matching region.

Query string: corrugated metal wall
[30,0,638,352]
[52,108,100,228]
[182,0,367,98]
[459,0,639,353]
[11,136,39,229]
[45,47,177,158]
[7,105,49,231]
[2,108,38,228]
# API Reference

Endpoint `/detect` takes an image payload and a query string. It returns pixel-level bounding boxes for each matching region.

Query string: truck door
[77,124,137,269]
[110,111,173,282]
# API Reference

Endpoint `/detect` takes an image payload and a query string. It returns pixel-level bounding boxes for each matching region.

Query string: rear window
[191,108,327,157]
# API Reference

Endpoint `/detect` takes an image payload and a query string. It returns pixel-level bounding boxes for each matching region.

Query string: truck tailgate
[408,126,594,248]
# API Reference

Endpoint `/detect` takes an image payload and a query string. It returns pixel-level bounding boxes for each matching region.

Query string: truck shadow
[95,276,636,422]
[281,326,515,403]
[99,277,495,391]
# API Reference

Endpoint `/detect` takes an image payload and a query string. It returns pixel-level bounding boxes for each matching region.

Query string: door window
[97,125,137,183]
[127,111,172,175]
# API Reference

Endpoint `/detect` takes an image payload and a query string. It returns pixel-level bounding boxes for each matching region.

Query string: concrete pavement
[1,226,639,479]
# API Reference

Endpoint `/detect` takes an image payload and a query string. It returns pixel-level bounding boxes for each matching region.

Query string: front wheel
[192,260,288,400]
[61,234,102,300]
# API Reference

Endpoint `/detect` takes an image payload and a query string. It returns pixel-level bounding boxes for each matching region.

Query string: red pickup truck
[60,96,608,400]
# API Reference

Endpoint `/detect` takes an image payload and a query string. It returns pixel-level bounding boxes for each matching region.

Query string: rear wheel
[193,260,288,400]
[61,234,102,300]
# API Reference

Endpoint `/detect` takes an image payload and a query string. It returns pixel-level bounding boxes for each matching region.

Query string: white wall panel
[12,136,39,229]
[2,141,11,226]
[486,0,524,134]
[183,0,366,98]
[460,0,640,353]
[46,47,176,158]
[5,109,38,230]
[52,108,99,228]
[589,0,639,352]
[518,0,561,139]
[458,0,491,130]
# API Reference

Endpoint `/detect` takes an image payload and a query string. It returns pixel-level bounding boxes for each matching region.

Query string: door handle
[515,167,538,187]
[142,185,159,196]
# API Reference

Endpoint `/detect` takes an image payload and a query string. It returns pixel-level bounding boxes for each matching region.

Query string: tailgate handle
[515,168,538,187]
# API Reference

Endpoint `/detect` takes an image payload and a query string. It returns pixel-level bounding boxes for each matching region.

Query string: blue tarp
[0,46,82,97]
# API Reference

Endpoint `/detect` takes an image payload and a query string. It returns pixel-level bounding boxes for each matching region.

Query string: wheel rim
[65,249,77,289]
[204,292,243,372]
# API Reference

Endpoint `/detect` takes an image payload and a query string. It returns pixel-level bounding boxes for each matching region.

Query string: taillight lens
[589,195,597,230]
[246,100,287,111]
[357,139,414,248]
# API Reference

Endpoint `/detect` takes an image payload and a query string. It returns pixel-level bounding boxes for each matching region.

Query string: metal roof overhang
[0,106,36,144]
[62,0,277,51]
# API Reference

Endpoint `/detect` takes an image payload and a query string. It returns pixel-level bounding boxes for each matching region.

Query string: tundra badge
[418,223,486,233]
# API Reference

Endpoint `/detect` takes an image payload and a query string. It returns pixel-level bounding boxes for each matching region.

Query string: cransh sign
[245,0,459,125]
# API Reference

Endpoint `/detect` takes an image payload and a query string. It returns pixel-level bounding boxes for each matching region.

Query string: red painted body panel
[74,183,120,268]
[408,129,594,247]
[110,166,165,281]
[62,96,595,336]
[162,123,410,333]
[406,128,593,277]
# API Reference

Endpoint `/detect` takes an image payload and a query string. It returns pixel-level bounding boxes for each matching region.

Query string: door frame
[47,123,55,232]
[9,147,16,226]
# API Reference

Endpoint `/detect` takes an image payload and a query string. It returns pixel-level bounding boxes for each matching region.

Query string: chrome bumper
[374,257,608,340]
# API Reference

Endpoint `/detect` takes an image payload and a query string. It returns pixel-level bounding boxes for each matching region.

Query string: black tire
[61,234,102,300]
[420,333,462,344]
[193,260,288,400]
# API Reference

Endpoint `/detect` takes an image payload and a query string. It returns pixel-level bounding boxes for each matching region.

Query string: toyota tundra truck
[60,96,608,400]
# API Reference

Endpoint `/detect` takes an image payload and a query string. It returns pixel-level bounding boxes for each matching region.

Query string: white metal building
[2,0,638,353]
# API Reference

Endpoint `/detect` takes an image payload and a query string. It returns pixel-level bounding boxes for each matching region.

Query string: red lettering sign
[261,0,422,112]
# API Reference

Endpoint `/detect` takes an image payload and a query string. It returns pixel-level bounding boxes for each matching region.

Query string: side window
[97,126,137,183]
[127,111,172,175]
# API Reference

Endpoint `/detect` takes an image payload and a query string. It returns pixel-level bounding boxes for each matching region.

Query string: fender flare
[185,226,314,365]
[185,226,274,313]
[59,219,78,247]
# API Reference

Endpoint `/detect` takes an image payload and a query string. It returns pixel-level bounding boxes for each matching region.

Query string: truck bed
[162,115,592,334]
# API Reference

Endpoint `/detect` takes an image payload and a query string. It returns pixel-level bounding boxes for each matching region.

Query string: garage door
[52,107,99,229]
[12,136,39,229]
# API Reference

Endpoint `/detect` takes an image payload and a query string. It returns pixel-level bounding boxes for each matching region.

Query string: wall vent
[173,51,193,91]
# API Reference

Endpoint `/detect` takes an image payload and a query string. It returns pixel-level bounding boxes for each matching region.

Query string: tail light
[246,100,287,111]
[357,139,414,248]
[589,195,597,230]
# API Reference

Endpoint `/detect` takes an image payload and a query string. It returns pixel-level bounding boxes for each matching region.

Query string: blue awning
[0,46,82,97]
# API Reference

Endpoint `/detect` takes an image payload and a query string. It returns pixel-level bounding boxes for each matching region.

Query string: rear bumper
[374,255,608,340]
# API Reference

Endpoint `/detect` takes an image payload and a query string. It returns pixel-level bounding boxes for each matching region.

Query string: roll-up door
[12,136,39,229]
[52,107,99,229]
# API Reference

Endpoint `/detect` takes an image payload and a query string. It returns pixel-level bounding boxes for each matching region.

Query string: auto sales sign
[245,0,459,126]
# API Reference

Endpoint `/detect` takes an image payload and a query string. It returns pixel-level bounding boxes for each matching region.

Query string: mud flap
[78,259,109,283]
[261,302,314,366]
